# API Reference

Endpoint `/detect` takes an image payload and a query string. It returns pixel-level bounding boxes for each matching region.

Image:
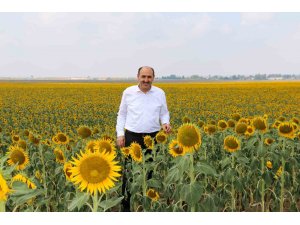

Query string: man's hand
[162,123,172,134]
[117,136,125,148]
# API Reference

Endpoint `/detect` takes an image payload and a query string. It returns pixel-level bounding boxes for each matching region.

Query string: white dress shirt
[116,85,170,137]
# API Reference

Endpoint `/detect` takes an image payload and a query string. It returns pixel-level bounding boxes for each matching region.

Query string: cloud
[240,12,274,25]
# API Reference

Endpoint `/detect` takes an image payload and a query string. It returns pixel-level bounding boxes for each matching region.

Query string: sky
[1,11,300,78]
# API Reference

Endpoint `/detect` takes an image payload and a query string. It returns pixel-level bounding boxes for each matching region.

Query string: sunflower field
[0,81,299,212]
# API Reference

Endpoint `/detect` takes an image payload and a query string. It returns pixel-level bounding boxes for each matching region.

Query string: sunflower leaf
[68,192,90,211]
[99,196,124,211]
[195,161,217,176]
[10,182,45,205]
[165,167,180,183]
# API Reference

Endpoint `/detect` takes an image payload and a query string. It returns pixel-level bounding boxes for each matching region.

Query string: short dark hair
[137,66,155,77]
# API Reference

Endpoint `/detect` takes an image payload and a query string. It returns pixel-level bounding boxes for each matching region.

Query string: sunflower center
[225,139,238,149]
[279,125,293,133]
[235,123,247,134]
[174,146,183,154]
[80,156,110,183]
[147,190,156,198]
[78,127,92,138]
[133,147,141,158]
[156,134,166,143]
[58,134,67,142]
[11,149,25,164]
[54,150,64,161]
[99,142,112,153]
[13,136,19,142]
[219,122,227,129]
[178,126,200,147]
[253,119,267,130]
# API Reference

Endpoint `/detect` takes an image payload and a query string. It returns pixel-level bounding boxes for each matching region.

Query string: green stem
[92,191,99,212]
[142,153,147,211]
[38,144,49,211]
[231,154,235,212]
[291,146,296,189]
[260,133,265,212]
[0,201,5,212]
[189,154,195,212]
[280,139,286,212]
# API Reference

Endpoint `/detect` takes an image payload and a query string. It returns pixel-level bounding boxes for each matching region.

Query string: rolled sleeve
[160,93,170,125]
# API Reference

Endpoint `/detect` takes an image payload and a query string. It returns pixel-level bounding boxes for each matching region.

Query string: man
[116,66,171,211]
[116,66,171,148]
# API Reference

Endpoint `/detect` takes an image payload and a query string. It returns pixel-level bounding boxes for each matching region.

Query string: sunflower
[266,161,273,169]
[197,119,205,128]
[208,120,217,125]
[182,116,191,123]
[129,142,143,163]
[52,135,59,144]
[12,134,20,143]
[77,126,92,139]
[238,118,248,124]
[0,173,10,201]
[12,174,37,189]
[272,120,282,129]
[7,145,29,170]
[94,138,116,154]
[218,120,228,131]
[155,131,167,144]
[278,122,295,139]
[17,140,27,150]
[146,188,160,201]
[35,170,43,182]
[204,124,217,135]
[245,125,255,136]
[291,122,299,132]
[23,129,30,137]
[177,123,201,152]
[28,133,40,145]
[227,119,236,128]
[274,166,282,179]
[101,134,114,142]
[93,127,100,134]
[291,117,300,125]
[43,140,51,147]
[120,147,130,158]
[144,135,154,150]
[252,117,268,133]
[85,140,97,153]
[70,150,121,195]
[235,122,247,135]
[277,116,285,122]
[224,135,240,153]
[56,132,69,145]
[231,113,241,121]
[169,139,185,157]
[54,147,65,164]
[64,162,73,181]
[264,138,274,146]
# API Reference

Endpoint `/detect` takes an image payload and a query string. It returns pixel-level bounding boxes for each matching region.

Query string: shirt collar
[136,84,154,93]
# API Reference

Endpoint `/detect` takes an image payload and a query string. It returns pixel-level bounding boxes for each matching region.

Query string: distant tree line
[160,73,300,80]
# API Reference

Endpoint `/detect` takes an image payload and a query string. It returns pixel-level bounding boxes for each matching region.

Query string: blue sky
[0,12,300,78]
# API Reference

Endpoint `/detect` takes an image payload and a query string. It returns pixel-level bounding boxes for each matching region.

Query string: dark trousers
[121,129,159,212]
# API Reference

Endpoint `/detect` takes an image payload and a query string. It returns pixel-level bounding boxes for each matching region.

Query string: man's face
[137,67,154,90]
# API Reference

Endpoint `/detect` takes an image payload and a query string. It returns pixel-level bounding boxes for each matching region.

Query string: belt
[125,129,159,136]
